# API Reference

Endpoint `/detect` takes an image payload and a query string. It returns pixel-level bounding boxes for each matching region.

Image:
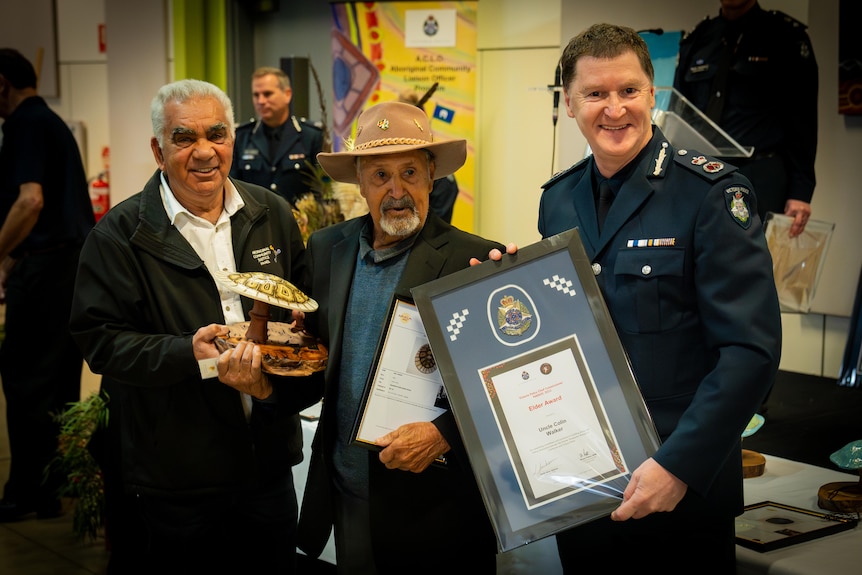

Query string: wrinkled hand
[376,421,450,473]
[193,325,271,399]
[218,339,273,400]
[611,457,687,521]
[469,242,518,267]
[784,199,812,238]
[193,323,228,361]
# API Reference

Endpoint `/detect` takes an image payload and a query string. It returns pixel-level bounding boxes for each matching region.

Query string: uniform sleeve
[780,27,818,203]
[69,225,205,386]
[653,175,781,495]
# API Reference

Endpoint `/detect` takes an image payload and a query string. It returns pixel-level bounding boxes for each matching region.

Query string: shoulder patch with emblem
[541,157,588,189]
[673,149,738,182]
[724,184,753,229]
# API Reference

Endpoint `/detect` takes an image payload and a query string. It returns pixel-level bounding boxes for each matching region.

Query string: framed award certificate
[351,296,448,465]
[411,228,661,552]
[735,501,858,552]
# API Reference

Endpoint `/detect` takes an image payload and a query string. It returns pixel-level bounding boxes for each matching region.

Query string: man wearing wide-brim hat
[297,100,502,574]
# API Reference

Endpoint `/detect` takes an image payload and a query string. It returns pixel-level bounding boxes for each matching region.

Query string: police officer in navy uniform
[674,0,818,239]
[540,24,780,573]
[231,66,324,207]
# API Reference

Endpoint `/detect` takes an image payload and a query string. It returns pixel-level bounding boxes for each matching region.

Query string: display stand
[652,87,753,158]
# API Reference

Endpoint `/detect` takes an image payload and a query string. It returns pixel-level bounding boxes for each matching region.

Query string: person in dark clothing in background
[674,0,818,239]
[675,0,817,414]
[0,48,95,522]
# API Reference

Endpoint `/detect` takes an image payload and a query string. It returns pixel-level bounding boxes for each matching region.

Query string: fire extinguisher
[90,146,110,222]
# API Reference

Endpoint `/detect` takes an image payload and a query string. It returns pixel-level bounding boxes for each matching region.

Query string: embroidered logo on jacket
[725,186,752,229]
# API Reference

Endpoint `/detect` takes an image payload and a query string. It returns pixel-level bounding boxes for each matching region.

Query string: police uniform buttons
[592,263,602,275]
[294,162,301,170]
[641,265,652,276]
[270,183,277,191]
[270,166,277,173]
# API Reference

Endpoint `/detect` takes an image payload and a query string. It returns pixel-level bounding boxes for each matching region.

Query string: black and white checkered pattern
[543,274,576,296]
[447,309,470,341]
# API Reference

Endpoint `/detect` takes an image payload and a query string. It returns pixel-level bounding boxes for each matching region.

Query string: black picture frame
[351,295,448,466]
[411,228,661,552]
[735,501,858,552]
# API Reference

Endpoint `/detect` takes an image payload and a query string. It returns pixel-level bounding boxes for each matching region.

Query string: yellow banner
[330,1,478,230]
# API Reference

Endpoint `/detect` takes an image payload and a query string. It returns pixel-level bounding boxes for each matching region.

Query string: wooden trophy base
[742,449,766,478]
[215,320,328,377]
[817,481,862,513]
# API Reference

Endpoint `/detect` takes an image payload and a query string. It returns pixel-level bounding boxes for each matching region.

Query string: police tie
[264,124,281,157]
[597,180,614,233]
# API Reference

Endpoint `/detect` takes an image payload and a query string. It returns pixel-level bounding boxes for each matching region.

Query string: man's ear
[150,137,165,168]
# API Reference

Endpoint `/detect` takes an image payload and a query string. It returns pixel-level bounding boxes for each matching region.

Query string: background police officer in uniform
[231,66,324,207]
[674,0,818,239]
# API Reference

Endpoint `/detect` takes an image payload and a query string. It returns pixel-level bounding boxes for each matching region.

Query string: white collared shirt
[159,172,253,418]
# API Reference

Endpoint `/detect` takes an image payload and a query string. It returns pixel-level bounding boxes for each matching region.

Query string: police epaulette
[673,150,738,182]
[237,117,257,130]
[769,10,807,30]
[681,13,713,42]
[541,157,588,189]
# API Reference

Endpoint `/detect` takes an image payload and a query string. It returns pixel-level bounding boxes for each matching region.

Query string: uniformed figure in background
[231,66,324,207]
[674,0,818,239]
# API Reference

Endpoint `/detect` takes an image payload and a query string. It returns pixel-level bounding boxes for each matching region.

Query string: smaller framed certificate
[351,296,448,465]
[735,501,858,552]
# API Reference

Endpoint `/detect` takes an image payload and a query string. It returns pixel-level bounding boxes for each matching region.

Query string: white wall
[476,0,562,251]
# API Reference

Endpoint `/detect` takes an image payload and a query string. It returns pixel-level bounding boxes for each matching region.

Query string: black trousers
[0,247,83,506]
[107,474,299,575]
[556,490,737,575]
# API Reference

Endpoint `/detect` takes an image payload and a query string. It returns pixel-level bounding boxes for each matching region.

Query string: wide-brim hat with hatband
[317,100,466,184]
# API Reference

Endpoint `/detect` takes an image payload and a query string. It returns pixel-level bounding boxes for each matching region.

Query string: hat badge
[377,118,390,130]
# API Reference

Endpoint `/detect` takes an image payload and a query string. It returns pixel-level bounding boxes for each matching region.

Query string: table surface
[737,453,861,575]
[297,408,861,572]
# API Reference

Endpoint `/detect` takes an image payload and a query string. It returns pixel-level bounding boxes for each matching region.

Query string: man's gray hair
[151,79,236,147]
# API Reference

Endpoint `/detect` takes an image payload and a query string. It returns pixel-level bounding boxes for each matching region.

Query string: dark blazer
[538,127,781,514]
[297,213,502,567]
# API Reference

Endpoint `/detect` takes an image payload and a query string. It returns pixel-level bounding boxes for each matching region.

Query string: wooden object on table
[742,449,766,478]
[817,480,862,513]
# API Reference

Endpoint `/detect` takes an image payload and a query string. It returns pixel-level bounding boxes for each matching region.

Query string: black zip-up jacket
[70,171,322,496]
